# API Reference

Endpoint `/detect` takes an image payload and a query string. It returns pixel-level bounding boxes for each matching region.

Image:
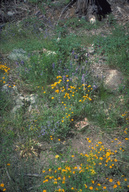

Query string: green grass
[94,25,129,74]
[0,6,129,192]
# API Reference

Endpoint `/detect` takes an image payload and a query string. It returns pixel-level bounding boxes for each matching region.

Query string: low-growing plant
[17,53,58,85]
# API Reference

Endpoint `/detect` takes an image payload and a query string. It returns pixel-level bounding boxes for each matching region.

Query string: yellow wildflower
[113,185,117,188]
[89,186,93,190]
[117,181,120,185]
[0,183,4,187]
[109,179,113,182]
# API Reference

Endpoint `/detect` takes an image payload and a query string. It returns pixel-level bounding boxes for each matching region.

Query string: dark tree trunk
[76,0,111,20]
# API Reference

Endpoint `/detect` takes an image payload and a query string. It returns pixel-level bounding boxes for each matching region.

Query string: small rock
[39,28,43,32]
[7,11,15,17]
[89,16,96,24]
[24,94,36,103]
[56,37,61,42]
[15,94,24,106]
[104,69,123,91]
[11,93,37,113]
[88,44,95,54]
[75,117,89,131]
[12,105,22,113]
[8,48,29,61]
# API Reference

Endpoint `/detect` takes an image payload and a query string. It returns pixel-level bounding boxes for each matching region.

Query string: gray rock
[88,44,95,54]
[7,11,15,17]
[39,27,43,32]
[104,69,123,91]
[8,48,29,61]
[15,94,24,106]
[56,37,61,42]
[2,84,18,95]
[11,93,38,113]
[24,94,37,104]
[89,16,96,24]
[12,105,22,113]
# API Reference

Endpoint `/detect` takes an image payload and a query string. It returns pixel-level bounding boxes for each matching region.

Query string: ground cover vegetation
[0,1,129,191]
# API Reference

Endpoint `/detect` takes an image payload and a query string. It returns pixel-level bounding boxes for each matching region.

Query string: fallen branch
[27,185,40,191]
[56,0,76,26]
[5,166,12,181]
[18,173,42,177]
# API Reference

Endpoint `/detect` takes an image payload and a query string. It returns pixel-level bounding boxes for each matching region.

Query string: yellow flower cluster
[51,76,62,89]
[0,63,10,85]
[121,111,127,117]
[44,75,93,123]
[64,92,70,99]
[0,183,6,191]
[41,134,129,192]
[121,111,129,124]
[0,63,10,74]
[49,75,92,103]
